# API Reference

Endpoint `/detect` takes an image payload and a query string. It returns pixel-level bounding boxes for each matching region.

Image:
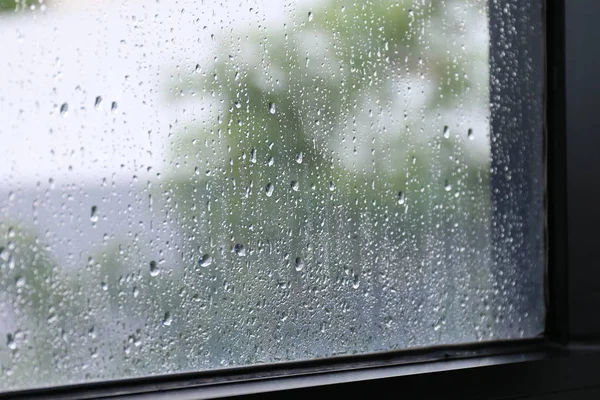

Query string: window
[2,0,599,399]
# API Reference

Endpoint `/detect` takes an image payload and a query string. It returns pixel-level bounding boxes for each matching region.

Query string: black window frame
[4,0,600,399]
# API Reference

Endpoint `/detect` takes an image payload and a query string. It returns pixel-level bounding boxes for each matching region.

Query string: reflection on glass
[0,0,543,390]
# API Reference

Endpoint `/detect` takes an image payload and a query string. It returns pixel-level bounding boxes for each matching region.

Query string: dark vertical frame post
[563,0,600,343]
[545,0,569,345]
[489,0,545,337]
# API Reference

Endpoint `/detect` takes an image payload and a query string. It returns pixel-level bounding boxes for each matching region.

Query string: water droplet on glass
[352,273,360,289]
[308,11,313,22]
[90,205,98,223]
[443,125,450,139]
[162,312,172,326]
[265,183,274,197]
[250,148,257,164]
[398,191,405,205]
[6,334,16,350]
[268,156,275,166]
[329,181,336,191]
[149,260,160,276]
[444,180,452,192]
[234,243,246,257]
[199,254,212,267]
[295,257,304,271]
[111,101,118,113]
[468,128,474,140]
[60,103,68,116]
[268,102,276,114]
[94,96,102,109]
[295,152,303,164]
[291,181,299,191]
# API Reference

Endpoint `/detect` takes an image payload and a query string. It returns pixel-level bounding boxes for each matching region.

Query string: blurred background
[0,0,521,390]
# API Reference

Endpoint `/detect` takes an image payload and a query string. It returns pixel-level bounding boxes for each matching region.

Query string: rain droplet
[352,273,360,289]
[234,243,246,257]
[295,152,303,164]
[468,128,474,140]
[308,11,313,22]
[329,181,336,191]
[111,101,118,113]
[199,254,212,267]
[250,148,257,164]
[268,156,275,166]
[94,96,102,109]
[162,312,172,326]
[398,191,405,205]
[444,180,452,192]
[291,181,299,191]
[268,102,276,114]
[295,257,304,271]
[60,103,68,116]
[265,183,274,197]
[443,125,450,139]
[6,334,16,350]
[149,260,160,276]
[90,205,98,223]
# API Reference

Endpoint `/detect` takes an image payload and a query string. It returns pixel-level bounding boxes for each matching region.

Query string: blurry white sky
[0,0,320,186]
[0,0,488,187]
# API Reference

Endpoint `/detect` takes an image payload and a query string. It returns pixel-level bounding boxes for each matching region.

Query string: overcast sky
[0,0,488,189]
[0,0,323,187]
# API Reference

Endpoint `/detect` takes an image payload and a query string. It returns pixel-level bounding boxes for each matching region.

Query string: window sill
[6,340,600,400]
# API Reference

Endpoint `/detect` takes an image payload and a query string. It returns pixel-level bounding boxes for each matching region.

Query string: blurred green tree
[163,0,492,360]
[0,0,46,13]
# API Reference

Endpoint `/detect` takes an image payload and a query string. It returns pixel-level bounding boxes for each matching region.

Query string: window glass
[0,0,544,390]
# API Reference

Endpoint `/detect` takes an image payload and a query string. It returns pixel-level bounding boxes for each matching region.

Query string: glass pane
[0,0,544,390]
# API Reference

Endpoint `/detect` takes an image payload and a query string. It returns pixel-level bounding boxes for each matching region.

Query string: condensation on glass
[0,0,544,390]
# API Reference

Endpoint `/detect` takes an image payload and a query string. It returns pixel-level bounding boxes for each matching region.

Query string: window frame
[4,0,599,399]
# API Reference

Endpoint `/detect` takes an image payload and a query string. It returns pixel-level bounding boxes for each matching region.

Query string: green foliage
[0,223,83,385]
[0,0,39,13]
[166,0,488,250]
[161,0,492,361]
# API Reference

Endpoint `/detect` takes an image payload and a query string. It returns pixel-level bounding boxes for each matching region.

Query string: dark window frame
[4,0,600,399]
